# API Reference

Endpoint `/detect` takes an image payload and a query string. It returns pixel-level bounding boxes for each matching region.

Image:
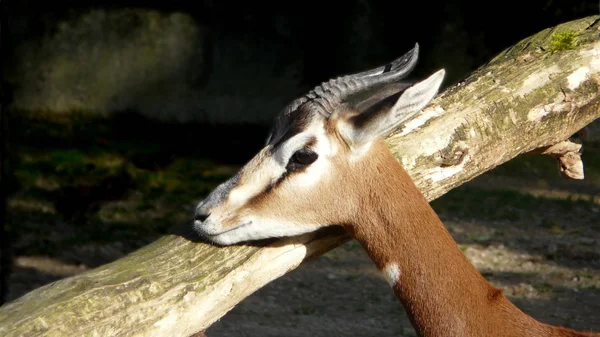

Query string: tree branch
[1,15,599,337]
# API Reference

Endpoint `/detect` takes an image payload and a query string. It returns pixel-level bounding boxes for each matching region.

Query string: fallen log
[1,15,599,337]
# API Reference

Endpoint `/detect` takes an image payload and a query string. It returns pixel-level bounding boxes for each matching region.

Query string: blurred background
[1,1,599,336]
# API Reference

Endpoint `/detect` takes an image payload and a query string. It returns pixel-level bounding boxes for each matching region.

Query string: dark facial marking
[268,104,315,152]
[197,171,241,217]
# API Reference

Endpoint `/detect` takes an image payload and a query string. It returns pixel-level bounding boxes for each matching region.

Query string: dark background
[1,1,599,335]
[4,1,599,89]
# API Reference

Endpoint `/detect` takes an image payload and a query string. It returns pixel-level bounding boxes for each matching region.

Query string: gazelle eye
[287,148,318,171]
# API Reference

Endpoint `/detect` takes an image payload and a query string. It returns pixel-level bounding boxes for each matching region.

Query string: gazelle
[193,44,597,337]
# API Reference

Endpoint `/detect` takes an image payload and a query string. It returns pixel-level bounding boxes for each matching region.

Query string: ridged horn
[283,43,420,117]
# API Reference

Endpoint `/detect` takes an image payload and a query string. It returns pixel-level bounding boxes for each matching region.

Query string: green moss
[549,31,578,52]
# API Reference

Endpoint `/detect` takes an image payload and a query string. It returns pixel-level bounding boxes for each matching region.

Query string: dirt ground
[4,115,600,336]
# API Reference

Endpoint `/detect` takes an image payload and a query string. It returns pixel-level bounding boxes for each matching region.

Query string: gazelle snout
[193,201,213,231]
[193,173,240,236]
[194,203,210,223]
[193,201,220,236]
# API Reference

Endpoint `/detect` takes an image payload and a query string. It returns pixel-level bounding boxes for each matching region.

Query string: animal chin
[202,221,254,245]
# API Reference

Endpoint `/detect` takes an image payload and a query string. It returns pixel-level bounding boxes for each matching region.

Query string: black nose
[195,211,210,223]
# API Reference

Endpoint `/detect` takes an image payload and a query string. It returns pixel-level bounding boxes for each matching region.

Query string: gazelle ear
[341,69,445,146]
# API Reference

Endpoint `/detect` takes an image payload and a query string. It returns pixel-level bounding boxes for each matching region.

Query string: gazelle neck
[345,140,594,337]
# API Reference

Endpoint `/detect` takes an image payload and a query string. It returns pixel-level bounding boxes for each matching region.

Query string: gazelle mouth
[202,221,253,238]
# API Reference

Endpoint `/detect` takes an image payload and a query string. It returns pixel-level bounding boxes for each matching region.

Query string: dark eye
[286,148,318,171]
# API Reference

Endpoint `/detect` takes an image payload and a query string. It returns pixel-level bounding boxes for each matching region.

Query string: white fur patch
[228,153,284,207]
[294,141,331,187]
[207,216,324,245]
[282,123,334,187]
[273,132,315,166]
[348,142,372,162]
[382,263,400,287]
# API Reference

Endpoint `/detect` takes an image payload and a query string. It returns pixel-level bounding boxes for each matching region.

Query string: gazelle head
[194,43,445,245]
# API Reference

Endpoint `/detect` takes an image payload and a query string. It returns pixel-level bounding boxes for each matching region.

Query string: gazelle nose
[195,210,210,223]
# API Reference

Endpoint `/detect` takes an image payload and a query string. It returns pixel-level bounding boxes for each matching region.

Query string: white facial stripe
[277,122,335,188]
[292,132,332,187]
[228,150,285,207]
[273,132,316,166]
[382,263,401,287]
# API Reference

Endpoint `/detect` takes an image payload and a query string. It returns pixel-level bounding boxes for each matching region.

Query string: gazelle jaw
[199,216,327,245]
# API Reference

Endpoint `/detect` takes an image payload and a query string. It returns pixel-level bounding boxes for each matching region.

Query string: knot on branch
[434,142,469,167]
[536,140,585,179]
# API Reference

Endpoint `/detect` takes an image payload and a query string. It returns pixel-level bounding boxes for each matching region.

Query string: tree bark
[1,15,599,337]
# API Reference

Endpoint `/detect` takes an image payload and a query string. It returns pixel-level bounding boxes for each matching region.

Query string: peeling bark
[1,15,599,337]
